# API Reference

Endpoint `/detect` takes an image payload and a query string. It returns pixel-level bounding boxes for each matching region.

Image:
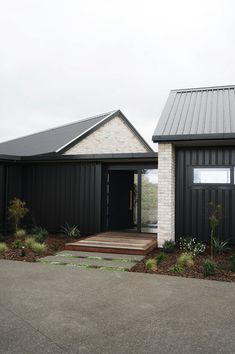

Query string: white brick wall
[64,116,149,155]
[157,143,175,247]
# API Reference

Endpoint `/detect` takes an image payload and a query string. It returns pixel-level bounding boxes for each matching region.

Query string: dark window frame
[189,165,235,189]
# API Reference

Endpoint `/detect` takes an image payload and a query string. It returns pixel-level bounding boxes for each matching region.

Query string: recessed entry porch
[66,164,158,255]
[105,165,158,235]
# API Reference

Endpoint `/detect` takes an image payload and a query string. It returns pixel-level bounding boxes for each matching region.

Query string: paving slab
[56,250,144,262]
[38,255,134,270]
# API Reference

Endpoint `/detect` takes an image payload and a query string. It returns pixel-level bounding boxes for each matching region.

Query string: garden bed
[130,248,235,282]
[0,235,78,262]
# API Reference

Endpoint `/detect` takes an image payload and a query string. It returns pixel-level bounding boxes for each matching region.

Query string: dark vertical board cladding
[176,146,235,244]
[0,164,5,231]
[21,162,102,234]
[4,164,23,231]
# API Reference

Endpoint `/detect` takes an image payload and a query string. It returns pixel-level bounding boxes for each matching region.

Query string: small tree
[208,202,222,259]
[8,198,29,232]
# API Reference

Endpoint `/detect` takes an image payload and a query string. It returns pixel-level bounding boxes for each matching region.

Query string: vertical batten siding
[176,147,235,244]
[0,164,5,231]
[21,162,102,234]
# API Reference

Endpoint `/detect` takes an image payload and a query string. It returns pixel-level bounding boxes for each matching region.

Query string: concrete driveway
[0,260,235,354]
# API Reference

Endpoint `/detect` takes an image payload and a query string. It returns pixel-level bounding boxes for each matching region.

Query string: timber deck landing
[65,232,157,255]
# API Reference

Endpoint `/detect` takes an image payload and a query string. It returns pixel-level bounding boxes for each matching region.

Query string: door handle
[129,190,133,211]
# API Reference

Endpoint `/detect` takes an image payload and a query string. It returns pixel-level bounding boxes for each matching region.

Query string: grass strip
[39,260,129,272]
[57,253,137,263]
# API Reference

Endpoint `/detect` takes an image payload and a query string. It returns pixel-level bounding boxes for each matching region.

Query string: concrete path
[38,250,144,271]
[0,259,235,354]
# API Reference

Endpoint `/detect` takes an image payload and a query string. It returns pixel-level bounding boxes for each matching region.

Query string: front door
[108,171,134,230]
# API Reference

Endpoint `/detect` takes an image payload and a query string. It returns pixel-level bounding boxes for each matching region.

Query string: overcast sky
[1,0,235,149]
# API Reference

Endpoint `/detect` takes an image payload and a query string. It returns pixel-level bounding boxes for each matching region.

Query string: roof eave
[152,133,235,143]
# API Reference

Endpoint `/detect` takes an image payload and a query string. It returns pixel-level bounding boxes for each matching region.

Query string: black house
[0,110,158,235]
[153,84,235,245]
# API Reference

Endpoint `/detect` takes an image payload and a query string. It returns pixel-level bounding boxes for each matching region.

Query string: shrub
[208,202,222,259]
[177,253,194,268]
[203,259,217,277]
[229,255,235,272]
[31,226,48,243]
[0,242,8,254]
[212,238,229,254]
[170,264,184,273]
[15,229,27,239]
[162,240,175,253]
[0,234,5,242]
[12,239,23,249]
[156,252,167,265]
[31,242,47,254]
[8,198,29,231]
[25,237,35,249]
[179,237,206,258]
[61,223,80,238]
[145,258,157,271]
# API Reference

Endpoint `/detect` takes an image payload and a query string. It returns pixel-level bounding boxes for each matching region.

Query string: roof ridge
[0,110,119,145]
[171,85,235,93]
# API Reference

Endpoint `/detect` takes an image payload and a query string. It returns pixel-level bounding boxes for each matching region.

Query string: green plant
[60,223,80,238]
[8,198,29,231]
[208,202,222,259]
[170,264,184,273]
[229,255,235,272]
[212,238,229,254]
[203,259,217,277]
[0,242,8,254]
[15,228,27,239]
[25,237,35,249]
[155,252,167,265]
[145,258,157,271]
[177,253,194,268]
[12,239,24,249]
[31,226,48,243]
[179,236,206,258]
[162,239,175,253]
[31,241,47,254]
[0,234,5,242]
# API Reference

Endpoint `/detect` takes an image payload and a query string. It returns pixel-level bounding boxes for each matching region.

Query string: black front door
[108,171,134,230]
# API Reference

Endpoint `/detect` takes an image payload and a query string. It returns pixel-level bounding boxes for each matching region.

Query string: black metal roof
[0,111,115,156]
[152,85,235,142]
[0,110,152,157]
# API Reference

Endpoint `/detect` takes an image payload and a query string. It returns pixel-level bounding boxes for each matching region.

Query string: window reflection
[141,169,158,233]
[193,168,230,184]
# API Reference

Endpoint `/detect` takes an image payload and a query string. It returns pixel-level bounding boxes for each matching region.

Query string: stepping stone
[56,250,144,262]
[38,255,135,271]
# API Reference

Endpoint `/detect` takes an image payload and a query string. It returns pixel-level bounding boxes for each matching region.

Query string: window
[193,168,230,184]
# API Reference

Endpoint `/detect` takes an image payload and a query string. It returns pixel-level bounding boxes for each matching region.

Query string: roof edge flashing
[171,84,235,93]
[152,132,235,143]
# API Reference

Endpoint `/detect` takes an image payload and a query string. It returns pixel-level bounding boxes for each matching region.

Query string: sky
[1,0,235,149]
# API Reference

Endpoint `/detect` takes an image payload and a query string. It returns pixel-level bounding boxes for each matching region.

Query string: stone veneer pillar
[157,143,175,247]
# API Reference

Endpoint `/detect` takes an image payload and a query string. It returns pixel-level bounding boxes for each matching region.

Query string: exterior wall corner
[157,143,175,247]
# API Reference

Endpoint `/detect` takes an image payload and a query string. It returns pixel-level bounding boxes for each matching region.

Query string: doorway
[107,168,158,234]
[108,170,135,230]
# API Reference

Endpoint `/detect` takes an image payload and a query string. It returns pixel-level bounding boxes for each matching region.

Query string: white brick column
[158,143,175,247]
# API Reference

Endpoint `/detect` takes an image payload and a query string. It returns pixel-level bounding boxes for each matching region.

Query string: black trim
[0,152,157,163]
[152,133,235,143]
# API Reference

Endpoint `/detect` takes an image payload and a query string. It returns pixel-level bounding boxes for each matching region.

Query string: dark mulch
[130,248,235,282]
[0,235,79,262]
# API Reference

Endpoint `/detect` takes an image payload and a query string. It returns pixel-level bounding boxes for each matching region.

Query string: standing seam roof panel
[153,85,235,141]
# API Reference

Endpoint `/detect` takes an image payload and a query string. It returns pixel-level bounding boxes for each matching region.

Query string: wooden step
[65,232,157,255]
